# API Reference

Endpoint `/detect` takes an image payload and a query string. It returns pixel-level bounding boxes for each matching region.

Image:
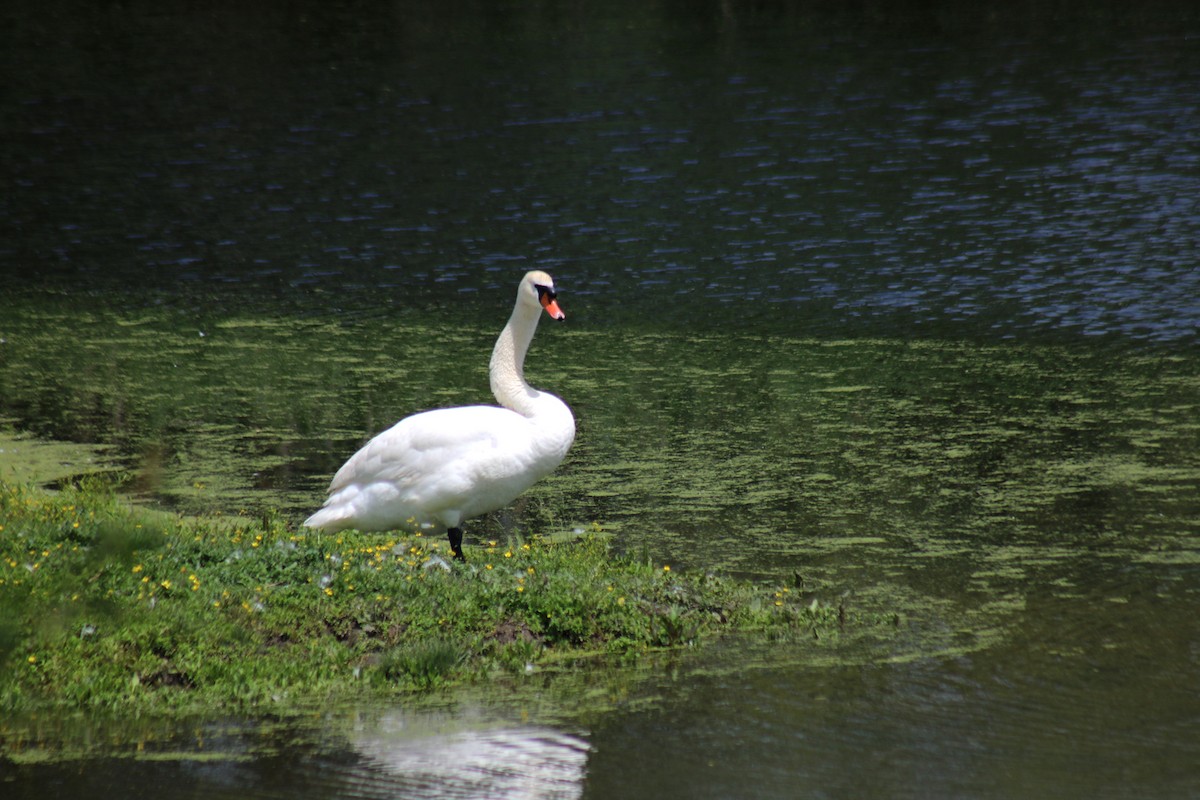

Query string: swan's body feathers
[309,403,571,533]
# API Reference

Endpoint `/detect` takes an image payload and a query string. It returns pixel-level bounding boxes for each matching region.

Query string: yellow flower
[504,550,513,559]
[160,579,172,590]
[324,587,333,596]
[517,586,525,593]
[27,655,37,664]
[662,565,671,572]
[132,564,143,573]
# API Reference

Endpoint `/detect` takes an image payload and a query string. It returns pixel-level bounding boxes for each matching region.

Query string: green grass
[0,478,853,718]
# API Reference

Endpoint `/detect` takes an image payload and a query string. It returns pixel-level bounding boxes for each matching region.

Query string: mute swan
[303,271,575,562]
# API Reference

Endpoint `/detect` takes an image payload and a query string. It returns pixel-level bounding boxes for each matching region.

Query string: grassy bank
[0,479,854,717]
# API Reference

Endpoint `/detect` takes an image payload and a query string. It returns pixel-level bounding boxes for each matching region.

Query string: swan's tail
[303,505,353,531]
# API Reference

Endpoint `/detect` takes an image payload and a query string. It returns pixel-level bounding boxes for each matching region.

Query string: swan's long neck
[489,300,542,417]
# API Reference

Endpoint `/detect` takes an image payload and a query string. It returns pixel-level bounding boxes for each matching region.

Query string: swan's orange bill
[540,296,565,320]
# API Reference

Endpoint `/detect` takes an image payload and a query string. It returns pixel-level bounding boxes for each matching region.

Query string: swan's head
[521,270,565,321]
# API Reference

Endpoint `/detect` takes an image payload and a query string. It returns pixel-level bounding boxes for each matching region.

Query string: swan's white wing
[327,405,532,494]
[306,405,553,531]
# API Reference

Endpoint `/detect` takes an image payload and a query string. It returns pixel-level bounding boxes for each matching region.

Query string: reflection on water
[2,0,1199,797]
[2,710,589,800]
[352,711,589,800]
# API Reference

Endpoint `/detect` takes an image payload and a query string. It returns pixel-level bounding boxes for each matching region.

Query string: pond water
[2,0,1199,797]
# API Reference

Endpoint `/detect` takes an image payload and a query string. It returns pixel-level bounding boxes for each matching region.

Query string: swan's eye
[535,284,557,302]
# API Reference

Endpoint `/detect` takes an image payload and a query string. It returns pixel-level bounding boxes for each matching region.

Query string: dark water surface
[3,1,1199,797]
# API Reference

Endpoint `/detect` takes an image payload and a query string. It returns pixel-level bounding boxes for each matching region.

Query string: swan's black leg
[447,527,466,562]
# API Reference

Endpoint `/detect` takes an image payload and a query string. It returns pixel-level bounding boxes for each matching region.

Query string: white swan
[303,270,575,561]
